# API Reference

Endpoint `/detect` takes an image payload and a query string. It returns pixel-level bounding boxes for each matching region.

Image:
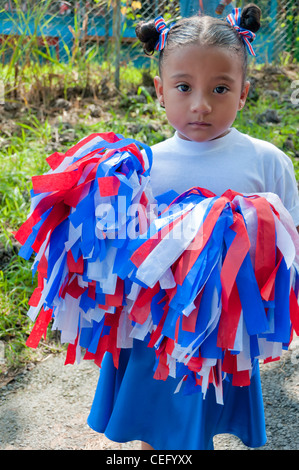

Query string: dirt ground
[0,337,299,451]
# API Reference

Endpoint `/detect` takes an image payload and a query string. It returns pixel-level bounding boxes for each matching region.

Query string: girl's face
[154,44,250,142]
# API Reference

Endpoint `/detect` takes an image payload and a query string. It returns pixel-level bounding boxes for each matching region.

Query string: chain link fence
[0,0,298,71]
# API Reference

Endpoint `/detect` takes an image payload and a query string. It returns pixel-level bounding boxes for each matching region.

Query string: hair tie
[226,8,256,56]
[154,16,170,51]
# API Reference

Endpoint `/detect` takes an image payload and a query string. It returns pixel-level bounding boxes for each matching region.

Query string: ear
[238,80,250,110]
[154,76,164,107]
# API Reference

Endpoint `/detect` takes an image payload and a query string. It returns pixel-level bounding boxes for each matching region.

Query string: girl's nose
[190,94,212,114]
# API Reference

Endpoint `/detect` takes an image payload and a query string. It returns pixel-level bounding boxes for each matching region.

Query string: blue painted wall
[0,0,284,65]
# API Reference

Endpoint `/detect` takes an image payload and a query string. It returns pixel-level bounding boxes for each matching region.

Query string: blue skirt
[87,339,267,450]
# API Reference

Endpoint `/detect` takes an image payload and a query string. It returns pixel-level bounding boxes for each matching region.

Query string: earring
[160,101,165,108]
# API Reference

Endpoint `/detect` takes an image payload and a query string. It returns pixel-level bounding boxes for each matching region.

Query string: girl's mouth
[189,121,212,127]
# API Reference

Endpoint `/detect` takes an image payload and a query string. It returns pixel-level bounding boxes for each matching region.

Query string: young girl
[86,5,299,450]
[16,4,299,452]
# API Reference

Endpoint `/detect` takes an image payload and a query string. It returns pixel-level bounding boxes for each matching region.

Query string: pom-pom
[17,134,299,405]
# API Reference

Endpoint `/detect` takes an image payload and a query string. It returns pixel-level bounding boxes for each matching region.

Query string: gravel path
[0,338,298,451]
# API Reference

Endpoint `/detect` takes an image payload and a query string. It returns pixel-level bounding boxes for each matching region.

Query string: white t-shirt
[149,128,299,226]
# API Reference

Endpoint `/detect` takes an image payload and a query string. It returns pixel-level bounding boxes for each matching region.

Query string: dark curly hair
[135,4,261,81]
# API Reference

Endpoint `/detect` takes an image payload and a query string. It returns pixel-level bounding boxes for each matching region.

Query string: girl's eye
[214,86,229,94]
[177,84,190,92]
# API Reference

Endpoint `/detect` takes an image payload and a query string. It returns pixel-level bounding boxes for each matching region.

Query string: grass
[0,258,36,367]
[0,59,298,372]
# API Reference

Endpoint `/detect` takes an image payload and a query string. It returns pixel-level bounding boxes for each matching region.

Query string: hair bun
[135,20,159,55]
[240,3,261,33]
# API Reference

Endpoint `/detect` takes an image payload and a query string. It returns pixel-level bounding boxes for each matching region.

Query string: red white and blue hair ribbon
[155,16,170,51]
[226,8,256,56]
